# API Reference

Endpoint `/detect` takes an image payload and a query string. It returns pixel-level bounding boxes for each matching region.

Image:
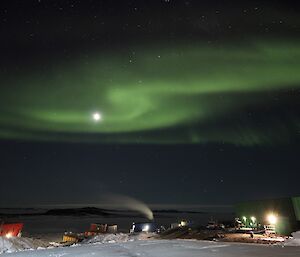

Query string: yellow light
[180,220,187,227]
[5,232,13,239]
[267,213,278,225]
[142,225,150,232]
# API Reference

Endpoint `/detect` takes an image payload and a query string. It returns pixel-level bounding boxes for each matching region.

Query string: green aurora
[1,41,300,145]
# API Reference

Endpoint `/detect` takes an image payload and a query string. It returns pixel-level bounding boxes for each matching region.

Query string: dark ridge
[44,207,111,216]
[153,209,205,214]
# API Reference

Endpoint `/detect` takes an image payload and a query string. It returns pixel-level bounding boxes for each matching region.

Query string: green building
[235,196,300,235]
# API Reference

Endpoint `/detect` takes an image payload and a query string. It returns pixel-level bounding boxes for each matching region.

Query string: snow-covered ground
[0,233,154,254]
[1,239,300,257]
[0,237,47,254]
[83,232,156,244]
[285,231,300,246]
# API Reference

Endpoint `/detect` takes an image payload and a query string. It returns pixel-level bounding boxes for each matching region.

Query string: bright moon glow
[92,112,101,121]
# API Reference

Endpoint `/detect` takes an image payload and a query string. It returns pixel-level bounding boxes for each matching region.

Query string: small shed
[107,224,118,233]
[85,223,117,236]
[90,223,107,233]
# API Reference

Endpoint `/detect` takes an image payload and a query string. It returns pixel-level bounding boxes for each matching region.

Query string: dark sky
[0,0,299,210]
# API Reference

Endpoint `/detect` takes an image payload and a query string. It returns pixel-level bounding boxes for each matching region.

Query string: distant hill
[44,207,111,216]
[153,209,205,214]
[0,207,207,218]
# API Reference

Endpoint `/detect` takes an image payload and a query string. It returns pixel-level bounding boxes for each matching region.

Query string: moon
[92,112,102,121]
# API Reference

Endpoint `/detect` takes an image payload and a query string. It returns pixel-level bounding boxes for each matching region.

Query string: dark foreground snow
[2,239,300,257]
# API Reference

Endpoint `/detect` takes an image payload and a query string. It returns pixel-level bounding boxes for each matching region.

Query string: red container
[0,223,24,237]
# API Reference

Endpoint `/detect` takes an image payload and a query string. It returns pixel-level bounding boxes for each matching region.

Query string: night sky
[0,0,299,210]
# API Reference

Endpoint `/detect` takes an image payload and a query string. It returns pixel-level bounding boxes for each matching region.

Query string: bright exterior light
[180,220,188,227]
[267,213,278,225]
[5,232,12,238]
[92,112,102,121]
[251,216,256,222]
[142,225,150,232]
[242,216,247,221]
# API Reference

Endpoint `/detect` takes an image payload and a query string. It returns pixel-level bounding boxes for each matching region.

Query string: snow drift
[0,233,155,254]
[284,231,300,246]
[83,232,156,245]
[0,237,46,254]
